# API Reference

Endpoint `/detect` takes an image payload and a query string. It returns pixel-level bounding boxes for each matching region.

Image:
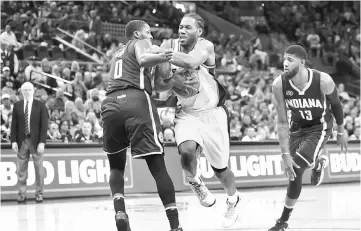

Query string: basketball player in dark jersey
[101,20,183,231]
[269,45,348,231]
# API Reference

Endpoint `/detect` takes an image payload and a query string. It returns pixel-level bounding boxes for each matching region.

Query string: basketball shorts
[289,123,332,167]
[174,106,230,169]
[101,89,164,158]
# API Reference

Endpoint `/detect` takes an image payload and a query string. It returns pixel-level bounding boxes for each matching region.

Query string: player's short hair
[183,13,204,29]
[284,45,307,60]
[125,20,148,39]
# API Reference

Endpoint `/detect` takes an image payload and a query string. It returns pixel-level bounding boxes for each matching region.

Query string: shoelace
[224,202,236,218]
[190,181,208,200]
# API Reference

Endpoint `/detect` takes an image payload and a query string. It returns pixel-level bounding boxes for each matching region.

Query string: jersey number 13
[299,110,313,120]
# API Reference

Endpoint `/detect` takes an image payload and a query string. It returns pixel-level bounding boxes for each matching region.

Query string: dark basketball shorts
[289,123,332,167]
[101,89,164,158]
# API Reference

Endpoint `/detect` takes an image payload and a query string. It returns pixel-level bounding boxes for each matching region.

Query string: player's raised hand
[337,132,348,152]
[165,49,173,61]
[281,154,300,181]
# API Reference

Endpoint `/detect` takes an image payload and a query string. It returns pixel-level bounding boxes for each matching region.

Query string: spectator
[72,72,88,100]
[59,120,72,142]
[47,122,61,140]
[0,94,13,123]
[0,24,19,47]
[322,36,338,66]
[74,120,99,143]
[241,127,258,141]
[306,28,321,57]
[24,56,42,81]
[84,89,102,118]
[1,43,19,76]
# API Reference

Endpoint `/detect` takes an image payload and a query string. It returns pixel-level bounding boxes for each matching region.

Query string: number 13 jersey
[107,39,153,95]
[281,68,333,130]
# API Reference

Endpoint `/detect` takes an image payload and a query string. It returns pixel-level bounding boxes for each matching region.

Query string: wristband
[337,133,343,135]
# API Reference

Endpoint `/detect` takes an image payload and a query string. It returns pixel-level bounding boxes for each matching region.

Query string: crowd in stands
[264,1,360,67]
[1,1,360,144]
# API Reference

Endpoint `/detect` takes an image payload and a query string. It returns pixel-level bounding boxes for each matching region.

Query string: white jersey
[170,38,219,113]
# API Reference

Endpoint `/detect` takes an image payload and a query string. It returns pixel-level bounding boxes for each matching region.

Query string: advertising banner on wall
[0,150,133,200]
[1,141,359,201]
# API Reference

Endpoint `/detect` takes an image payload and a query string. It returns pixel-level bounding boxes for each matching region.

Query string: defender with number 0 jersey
[107,40,153,95]
[102,39,163,158]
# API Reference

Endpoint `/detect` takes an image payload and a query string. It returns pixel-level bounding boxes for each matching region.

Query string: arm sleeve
[326,86,344,125]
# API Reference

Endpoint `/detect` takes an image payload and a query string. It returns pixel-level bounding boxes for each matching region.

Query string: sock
[280,206,293,222]
[165,208,180,229]
[227,192,239,204]
[188,176,201,184]
[113,193,126,214]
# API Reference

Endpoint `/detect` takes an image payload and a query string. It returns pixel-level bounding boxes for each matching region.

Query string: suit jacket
[11,99,49,149]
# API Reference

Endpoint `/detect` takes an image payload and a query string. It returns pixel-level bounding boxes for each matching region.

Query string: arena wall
[1,141,360,201]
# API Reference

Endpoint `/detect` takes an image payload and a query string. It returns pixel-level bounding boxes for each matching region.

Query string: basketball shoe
[311,155,328,186]
[222,194,240,228]
[115,211,131,231]
[188,177,216,207]
[170,227,183,231]
[268,219,289,231]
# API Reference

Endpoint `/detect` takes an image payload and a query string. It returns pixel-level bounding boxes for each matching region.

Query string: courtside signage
[0,153,133,195]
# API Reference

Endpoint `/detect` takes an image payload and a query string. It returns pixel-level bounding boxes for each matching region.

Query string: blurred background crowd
[1,1,360,144]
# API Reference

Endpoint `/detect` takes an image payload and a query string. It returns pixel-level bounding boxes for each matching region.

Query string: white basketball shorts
[174,106,229,169]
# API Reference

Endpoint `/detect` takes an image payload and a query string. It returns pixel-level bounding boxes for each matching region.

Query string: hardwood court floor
[0,182,359,231]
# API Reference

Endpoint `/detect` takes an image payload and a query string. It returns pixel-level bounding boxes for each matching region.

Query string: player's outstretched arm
[170,39,214,70]
[273,76,300,181]
[321,72,348,150]
[134,39,170,68]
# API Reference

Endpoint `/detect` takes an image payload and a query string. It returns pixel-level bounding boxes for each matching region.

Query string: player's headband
[284,45,307,60]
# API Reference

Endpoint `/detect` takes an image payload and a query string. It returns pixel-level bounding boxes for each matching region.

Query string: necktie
[25,101,29,135]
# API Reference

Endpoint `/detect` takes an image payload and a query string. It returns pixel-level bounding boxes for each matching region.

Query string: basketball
[155,62,172,80]
[172,69,200,98]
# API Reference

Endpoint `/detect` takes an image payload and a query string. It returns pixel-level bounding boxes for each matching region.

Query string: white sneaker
[222,195,240,228]
[189,178,216,207]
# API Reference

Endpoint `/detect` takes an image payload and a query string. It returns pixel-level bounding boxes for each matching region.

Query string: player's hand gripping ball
[172,68,200,98]
[155,61,173,80]
[155,62,200,98]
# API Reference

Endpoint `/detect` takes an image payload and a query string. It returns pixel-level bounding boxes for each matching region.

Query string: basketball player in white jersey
[155,13,240,228]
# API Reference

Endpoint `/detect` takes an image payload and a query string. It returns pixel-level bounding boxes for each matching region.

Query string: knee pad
[107,151,127,171]
[287,166,306,199]
[211,166,227,173]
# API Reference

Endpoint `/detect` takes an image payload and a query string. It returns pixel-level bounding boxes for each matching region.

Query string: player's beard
[284,66,299,79]
[180,33,198,51]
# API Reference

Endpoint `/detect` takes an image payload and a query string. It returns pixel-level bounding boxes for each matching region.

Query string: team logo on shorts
[158,132,164,143]
[286,90,294,96]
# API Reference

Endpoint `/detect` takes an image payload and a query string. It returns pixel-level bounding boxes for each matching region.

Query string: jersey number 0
[114,60,123,79]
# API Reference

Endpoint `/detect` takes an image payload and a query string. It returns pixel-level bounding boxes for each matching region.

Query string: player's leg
[108,150,129,231]
[307,128,332,186]
[101,97,131,231]
[269,128,328,231]
[130,92,182,231]
[144,154,181,230]
[201,106,239,227]
[175,112,216,207]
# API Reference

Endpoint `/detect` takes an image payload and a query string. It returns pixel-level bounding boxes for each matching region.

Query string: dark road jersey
[107,39,152,95]
[281,69,333,129]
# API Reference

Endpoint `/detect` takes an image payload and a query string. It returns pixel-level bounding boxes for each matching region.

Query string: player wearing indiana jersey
[269,45,348,231]
[101,20,183,231]
[155,13,240,228]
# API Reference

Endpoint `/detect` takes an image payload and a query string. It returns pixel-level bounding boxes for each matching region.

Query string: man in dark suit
[11,82,48,204]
